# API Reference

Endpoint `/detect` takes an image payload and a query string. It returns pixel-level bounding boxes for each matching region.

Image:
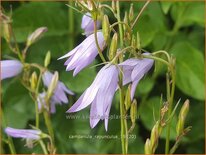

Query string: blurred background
[1,1,205,154]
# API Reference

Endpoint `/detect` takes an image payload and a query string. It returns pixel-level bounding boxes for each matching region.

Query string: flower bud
[30,72,38,91]
[44,51,51,67]
[2,23,11,42]
[130,99,137,124]
[109,33,118,60]
[123,11,128,31]
[129,4,134,22]
[112,0,116,12]
[26,27,48,47]
[176,99,190,136]
[136,32,141,50]
[131,35,136,48]
[150,122,160,153]
[47,71,59,99]
[124,84,131,110]
[102,15,110,43]
[144,138,152,154]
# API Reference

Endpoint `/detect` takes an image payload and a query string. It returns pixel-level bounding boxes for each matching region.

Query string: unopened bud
[27,27,48,47]
[144,138,152,154]
[44,51,51,67]
[2,23,11,42]
[150,122,160,153]
[131,35,136,48]
[136,32,141,50]
[129,4,134,22]
[130,99,137,124]
[47,71,58,99]
[109,33,118,60]
[112,0,116,12]
[102,15,110,42]
[30,72,38,91]
[123,11,128,31]
[176,99,190,136]
[124,84,131,110]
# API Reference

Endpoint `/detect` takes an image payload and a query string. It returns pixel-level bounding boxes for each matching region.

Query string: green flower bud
[44,51,51,67]
[129,4,134,22]
[30,72,38,91]
[2,23,11,43]
[150,122,160,153]
[102,15,110,43]
[176,99,190,136]
[144,138,152,154]
[123,11,128,31]
[124,84,131,110]
[130,99,137,124]
[47,71,59,99]
[27,27,48,47]
[112,0,116,12]
[109,33,118,61]
[136,32,141,50]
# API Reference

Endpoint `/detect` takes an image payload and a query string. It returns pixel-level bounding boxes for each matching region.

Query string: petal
[1,60,23,80]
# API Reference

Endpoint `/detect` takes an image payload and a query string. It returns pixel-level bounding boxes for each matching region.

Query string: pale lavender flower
[81,13,101,36]
[5,127,41,140]
[5,127,42,148]
[67,64,119,131]
[58,32,105,76]
[42,71,74,111]
[1,60,23,80]
[119,53,154,99]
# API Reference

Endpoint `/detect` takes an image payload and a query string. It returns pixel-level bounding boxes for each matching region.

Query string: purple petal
[5,127,41,140]
[1,60,23,80]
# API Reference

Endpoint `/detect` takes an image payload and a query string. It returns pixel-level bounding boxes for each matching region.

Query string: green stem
[39,140,48,154]
[116,1,124,47]
[43,110,55,154]
[142,55,170,67]
[43,111,54,144]
[119,71,127,154]
[68,0,74,49]
[94,20,106,62]
[165,65,176,154]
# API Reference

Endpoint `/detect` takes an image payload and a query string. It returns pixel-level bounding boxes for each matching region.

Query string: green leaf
[2,80,35,128]
[160,2,173,14]
[171,2,205,28]
[12,2,69,42]
[134,2,167,47]
[170,42,205,100]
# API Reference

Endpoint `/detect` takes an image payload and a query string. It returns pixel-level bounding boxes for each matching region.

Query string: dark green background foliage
[1,1,205,154]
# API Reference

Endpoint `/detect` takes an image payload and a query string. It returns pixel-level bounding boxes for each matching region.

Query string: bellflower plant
[2,0,192,154]
[0,60,23,80]
[81,12,101,36]
[58,32,106,76]
[67,64,119,131]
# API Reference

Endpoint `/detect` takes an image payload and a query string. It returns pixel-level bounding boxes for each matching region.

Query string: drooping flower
[81,12,101,36]
[58,32,106,76]
[5,127,41,140]
[67,64,119,131]
[119,53,154,99]
[42,71,74,112]
[0,60,23,80]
